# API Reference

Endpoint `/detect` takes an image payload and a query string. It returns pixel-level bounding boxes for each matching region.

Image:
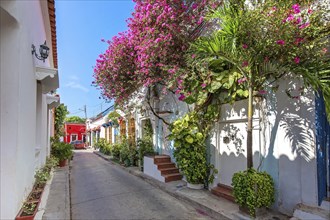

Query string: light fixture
[32,41,49,62]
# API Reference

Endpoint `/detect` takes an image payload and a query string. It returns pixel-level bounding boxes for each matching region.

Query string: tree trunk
[246,76,253,169]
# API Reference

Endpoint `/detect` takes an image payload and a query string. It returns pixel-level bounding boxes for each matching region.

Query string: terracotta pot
[59,159,67,167]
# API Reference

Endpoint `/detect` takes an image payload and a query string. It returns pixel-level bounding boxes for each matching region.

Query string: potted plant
[232,168,275,217]
[169,113,217,189]
[51,142,73,167]
[16,201,38,220]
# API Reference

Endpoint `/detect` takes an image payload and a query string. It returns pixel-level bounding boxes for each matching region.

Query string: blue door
[316,93,330,205]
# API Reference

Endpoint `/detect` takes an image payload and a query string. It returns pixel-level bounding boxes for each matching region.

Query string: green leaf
[185,135,194,144]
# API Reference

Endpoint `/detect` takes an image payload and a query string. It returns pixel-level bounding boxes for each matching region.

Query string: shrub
[97,138,112,155]
[232,168,275,216]
[112,143,121,159]
[137,138,155,167]
[51,141,73,161]
[168,113,217,184]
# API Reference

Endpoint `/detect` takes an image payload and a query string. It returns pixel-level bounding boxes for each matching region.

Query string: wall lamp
[32,41,49,62]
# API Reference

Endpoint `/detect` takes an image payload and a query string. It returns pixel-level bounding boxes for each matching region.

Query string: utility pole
[84,105,87,119]
[79,105,87,119]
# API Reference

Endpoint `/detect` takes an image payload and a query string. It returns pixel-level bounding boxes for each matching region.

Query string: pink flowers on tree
[93,0,216,105]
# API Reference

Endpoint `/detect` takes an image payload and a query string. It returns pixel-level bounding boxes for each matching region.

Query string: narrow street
[70,150,212,220]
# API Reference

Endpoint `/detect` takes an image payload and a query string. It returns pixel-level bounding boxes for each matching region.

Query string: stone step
[211,184,235,202]
[154,157,171,164]
[157,162,176,169]
[159,167,180,175]
[164,173,182,183]
[293,203,330,220]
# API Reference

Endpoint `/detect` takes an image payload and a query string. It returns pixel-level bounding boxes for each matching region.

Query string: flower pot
[187,182,204,190]
[15,201,39,220]
[59,159,67,167]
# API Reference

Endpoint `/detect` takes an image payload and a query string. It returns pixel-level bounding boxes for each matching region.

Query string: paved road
[70,150,212,220]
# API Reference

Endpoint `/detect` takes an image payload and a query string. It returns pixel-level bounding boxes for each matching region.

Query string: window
[71,134,77,142]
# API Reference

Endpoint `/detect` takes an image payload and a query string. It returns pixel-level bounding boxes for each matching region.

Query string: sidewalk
[94,150,290,220]
[42,166,70,220]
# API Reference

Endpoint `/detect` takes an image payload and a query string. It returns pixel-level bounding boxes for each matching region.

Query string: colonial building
[0,0,60,219]
[64,123,86,143]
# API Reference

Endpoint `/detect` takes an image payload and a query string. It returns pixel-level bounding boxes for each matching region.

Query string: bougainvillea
[93,31,138,105]
[93,0,221,105]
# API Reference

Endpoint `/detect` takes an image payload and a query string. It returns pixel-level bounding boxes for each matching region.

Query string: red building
[64,123,86,143]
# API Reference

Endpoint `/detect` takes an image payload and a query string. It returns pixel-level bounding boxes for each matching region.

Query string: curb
[93,151,230,220]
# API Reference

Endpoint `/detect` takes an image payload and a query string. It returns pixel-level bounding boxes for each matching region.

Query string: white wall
[210,79,318,215]
[0,1,55,219]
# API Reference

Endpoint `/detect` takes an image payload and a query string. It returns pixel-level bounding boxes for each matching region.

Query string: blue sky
[56,0,135,118]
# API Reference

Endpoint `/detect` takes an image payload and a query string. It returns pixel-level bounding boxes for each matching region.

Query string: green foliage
[65,116,85,123]
[108,111,121,127]
[232,168,275,216]
[34,168,50,185]
[137,138,156,167]
[44,156,59,172]
[51,141,73,161]
[168,112,217,184]
[119,138,137,167]
[96,138,113,155]
[54,104,69,137]
[112,143,121,159]
[22,202,37,215]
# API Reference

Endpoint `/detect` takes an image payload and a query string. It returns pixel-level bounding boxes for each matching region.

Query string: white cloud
[69,75,79,81]
[65,82,89,92]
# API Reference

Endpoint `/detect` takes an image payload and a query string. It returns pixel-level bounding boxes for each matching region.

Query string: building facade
[64,123,86,143]
[0,0,60,219]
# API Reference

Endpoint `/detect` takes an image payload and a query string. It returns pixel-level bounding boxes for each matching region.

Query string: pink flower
[322,48,328,54]
[294,57,300,64]
[237,77,247,84]
[259,90,267,95]
[299,23,310,29]
[242,44,248,49]
[192,3,198,9]
[292,4,300,14]
[276,40,285,45]
[201,83,207,88]
[308,9,313,14]
[175,89,181,94]
[242,61,249,67]
[191,54,196,59]
[197,16,204,25]
[178,94,186,101]
[294,17,302,25]
[294,37,304,45]
[272,6,277,11]
[286,14,294,22]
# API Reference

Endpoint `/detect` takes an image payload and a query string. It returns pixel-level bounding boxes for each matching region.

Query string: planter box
[15,201,39,220]
[187,182,204,190]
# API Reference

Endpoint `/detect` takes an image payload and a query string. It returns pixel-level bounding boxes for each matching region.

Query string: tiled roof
[48,0,58,69]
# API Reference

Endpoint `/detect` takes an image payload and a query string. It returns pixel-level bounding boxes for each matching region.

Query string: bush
[112,143,121,159]
[137,138,155,167]
[168,113,217,184]
[97,138,112,155]
[232,168,275,217]
[51,141,73,161]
